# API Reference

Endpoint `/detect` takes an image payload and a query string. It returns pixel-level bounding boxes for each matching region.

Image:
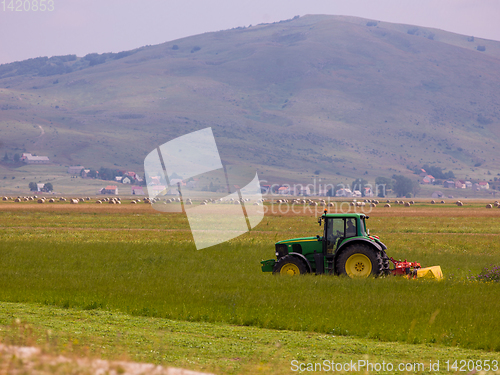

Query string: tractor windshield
[325,217,358,253]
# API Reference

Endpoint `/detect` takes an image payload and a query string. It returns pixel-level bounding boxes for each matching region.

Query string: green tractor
[261,211,443,279]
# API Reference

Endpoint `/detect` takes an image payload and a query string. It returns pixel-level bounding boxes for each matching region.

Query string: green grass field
[0,201,499,373]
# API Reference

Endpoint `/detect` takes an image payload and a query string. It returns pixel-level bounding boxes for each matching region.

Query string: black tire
[273,255,308,275]
[336,243,383,278]
[380,250,391,275]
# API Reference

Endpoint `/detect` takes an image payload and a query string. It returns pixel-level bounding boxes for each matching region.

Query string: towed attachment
[389,257,443,280]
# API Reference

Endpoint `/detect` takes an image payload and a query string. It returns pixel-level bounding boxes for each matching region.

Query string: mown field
[0,199,499,374]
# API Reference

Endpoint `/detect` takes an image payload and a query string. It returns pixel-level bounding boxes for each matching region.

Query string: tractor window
[326,218,344,254]
[359,218,366,236]
[345,218,357,237]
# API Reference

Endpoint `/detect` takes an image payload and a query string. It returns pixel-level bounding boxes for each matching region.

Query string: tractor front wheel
[336,244,382,278]
[273,255,307,275]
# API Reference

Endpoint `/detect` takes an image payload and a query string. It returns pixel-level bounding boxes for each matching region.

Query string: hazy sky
[1,0,499,65]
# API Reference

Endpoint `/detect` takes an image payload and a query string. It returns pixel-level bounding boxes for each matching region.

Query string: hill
[0,14,499,193]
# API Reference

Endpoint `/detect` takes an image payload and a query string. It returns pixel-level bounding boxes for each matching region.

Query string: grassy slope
[1,302,499,375]
[0,15,500,192]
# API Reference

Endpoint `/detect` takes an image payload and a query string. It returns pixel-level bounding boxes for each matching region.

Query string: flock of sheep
[269,198,500,209]
[149,196,263,206]
[1,196,500,209]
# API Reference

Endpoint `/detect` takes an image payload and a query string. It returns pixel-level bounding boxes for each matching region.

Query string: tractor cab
[323,215,366,255]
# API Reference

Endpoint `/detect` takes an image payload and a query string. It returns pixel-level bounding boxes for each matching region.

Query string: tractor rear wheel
[273,255,307,275]
[336,244,382,278]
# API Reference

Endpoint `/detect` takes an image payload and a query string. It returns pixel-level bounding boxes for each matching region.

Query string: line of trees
[29,182,53,192]
[413,164,455,180]
[3,152,21,163]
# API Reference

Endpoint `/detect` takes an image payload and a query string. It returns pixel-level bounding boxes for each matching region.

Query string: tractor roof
[322,212,367,219]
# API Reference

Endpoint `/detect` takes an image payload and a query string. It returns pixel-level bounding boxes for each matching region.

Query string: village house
[336,188,353,197]
[21,153,50,164]
[148,185,167,196]
[455,180,466,189]
[363,187,374,197]
[431,191,443,198]
[443,180,455,188]
[100,185,118,195]
[68,166,84,175]
[422,175,435,184]
[277,186,289,195]
[478,181,490,190]
[131,186,145,195]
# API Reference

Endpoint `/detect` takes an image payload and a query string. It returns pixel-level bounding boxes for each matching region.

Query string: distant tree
[392,175,414,197]
[190,46,201,53]
[172,45,179,50]
[375,177,393,197]
[3,152,8,162]
[412,180,421,197]
[43,183,53,192]
[13,153,20,162]
[99,167,118,180]
[29,182,37,191]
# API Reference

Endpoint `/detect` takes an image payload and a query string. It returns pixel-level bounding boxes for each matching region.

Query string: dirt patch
[0,343,213,375]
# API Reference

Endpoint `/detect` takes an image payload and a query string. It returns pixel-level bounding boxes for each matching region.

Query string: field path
[0,343,213,375]
[34,125,45,147]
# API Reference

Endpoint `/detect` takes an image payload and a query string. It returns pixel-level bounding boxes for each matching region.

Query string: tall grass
[1,231,499,351]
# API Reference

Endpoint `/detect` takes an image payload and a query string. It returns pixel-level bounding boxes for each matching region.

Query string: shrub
[172,45,179,50]
[477,46,486,52]
[191,46,201,53]
[366,21,377,27]
[407,27,419,35]
[471,265,500,282]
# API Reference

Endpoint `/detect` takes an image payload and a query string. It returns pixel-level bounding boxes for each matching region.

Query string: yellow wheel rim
[345,254,372,278]
[280,263,300,275]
